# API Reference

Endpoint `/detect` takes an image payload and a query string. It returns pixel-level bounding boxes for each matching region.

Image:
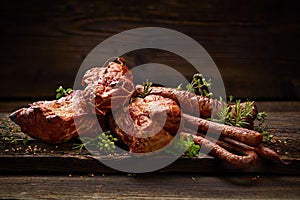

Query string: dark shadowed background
[0,0,299,105]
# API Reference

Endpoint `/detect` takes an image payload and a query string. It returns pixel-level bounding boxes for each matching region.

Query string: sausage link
[180,132,258,168]
[220,137,290,164]
[183,114,263,147]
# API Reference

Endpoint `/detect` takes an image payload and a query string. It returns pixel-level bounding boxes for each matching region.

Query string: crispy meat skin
[9,92,104,143]
[80,58,134,115]
[110,95,181,153]
[10,58,134,143]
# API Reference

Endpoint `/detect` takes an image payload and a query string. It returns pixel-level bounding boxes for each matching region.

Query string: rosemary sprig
[213,96,254,128]
[138,80,152,98]
[131,80,153,102]
[230,99,254,128]
[212,97,272,143]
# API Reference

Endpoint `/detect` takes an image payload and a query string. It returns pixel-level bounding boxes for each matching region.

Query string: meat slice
[9,92,104,143]
[110,95,182,153]
[80,57,134,115]
[9,58,134,143]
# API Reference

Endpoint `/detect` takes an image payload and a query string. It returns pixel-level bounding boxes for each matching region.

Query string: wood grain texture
[0,175,299,199]
[0,174,300,200]
[0,0,299,100]
[0,102,299,199]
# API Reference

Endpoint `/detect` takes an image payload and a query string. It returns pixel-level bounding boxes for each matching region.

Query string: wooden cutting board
[0,101,299,174]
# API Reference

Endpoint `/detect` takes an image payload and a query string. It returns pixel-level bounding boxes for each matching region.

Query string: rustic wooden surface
[0,175,299,200]
[0,101,299,174]
[0,0,299,100]
[0,102,299,199]
[1,1,300,198]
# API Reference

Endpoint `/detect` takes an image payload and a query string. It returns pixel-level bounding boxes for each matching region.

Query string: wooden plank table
[0,175,299,200]
[0,1,299,199]
[0,101,299,199]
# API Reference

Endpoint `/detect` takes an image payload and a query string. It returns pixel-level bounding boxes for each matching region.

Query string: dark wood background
[0,0,299,102]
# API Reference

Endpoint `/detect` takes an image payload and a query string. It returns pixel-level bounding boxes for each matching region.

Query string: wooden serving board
[0,101,299,175]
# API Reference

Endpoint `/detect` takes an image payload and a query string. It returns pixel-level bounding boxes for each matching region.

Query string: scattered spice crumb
[250,175,260,181]
[127,173,136,177]
[270,138,276,143]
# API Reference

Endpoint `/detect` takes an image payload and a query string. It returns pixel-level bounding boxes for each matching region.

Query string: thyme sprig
[1,133,17,144]
[166,135,200,158]
[255,112,273,142]
[1,131,29,145]
[73,131,118,153]
[186,73,212,98]
[0,120,28,145]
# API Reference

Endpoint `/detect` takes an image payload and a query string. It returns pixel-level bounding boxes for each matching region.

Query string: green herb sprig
[255,112,273,142]
[138,80,152,98]
[1,132,29,145]
[131,80,153,102]
[73,131,118,153]
[212,96,254,128]
[2,133,17,144]
[212,96,272,143]
[167,135,200,158]
[56,86,72,99]
[186,73,212,98]
[0,120,28,145]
